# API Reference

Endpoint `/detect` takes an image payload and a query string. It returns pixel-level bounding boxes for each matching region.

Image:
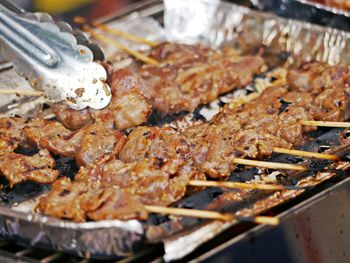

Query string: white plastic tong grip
[0,1,111,110]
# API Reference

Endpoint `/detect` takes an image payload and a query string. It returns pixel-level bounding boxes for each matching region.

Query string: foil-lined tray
[252,0,350,31]
[1,0,350,261]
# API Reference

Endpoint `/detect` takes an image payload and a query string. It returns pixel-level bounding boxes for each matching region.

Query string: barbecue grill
[0,0,350,262]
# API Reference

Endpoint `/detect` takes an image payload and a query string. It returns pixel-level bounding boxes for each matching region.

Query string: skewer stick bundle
[83,26,160,66]
[91,21,158,47]
[75,16,158,47]
[74,16,159,65]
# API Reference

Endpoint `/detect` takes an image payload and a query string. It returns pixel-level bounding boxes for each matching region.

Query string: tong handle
[0,0,24,14]
[0,0,112,110]
[0,3,59,67]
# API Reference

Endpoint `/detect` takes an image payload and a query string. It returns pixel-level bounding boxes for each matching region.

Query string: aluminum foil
[0,205,144,259]
[1,0,350,261]
[253,0,350,31]
[0,67,47,116]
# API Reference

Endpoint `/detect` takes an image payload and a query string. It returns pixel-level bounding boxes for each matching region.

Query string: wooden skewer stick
[272,147,341,161]
[188,180,302,191]
[240,215,280,226]
[144,205,279,225]
[0,89,44,96]
[83,26,160,66]
[74,16,158,47]
[300,120,350,128]
[233,158,307,171]
[92,22,158,47]
[145,205,232,221]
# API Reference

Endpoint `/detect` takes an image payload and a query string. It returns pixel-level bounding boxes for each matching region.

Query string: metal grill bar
[15,248,33,257]
[40,252,63,263]
[0,239,164,263]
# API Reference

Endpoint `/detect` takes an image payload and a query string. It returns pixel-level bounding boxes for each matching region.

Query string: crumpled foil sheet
[0,68,47,117]
[0,206,144,259]
[1,0,350,261]
[253,0,350,32]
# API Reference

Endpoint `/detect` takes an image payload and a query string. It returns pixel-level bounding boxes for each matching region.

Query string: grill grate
[0,240,164,263]
[0,241,85,263]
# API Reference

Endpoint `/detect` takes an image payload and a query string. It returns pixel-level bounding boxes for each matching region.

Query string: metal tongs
[0,0,111,110]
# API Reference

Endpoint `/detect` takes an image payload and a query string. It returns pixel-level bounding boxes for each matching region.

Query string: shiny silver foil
[0,67,48,116]
[253,0,350,31]
[1,0,350,261]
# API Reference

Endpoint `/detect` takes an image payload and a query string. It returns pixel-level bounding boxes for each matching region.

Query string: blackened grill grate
[0,239,164,263]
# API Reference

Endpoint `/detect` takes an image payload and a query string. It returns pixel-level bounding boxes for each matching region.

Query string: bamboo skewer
[92,22,158,47]
[188,180,302,191]
[300,120,350,128]
[239,216,280,225]
[144,205,279,225]
[0,89,44,96]
[145,205,232,220]
[74,16,158,47]
[75,17,159,65]
[272,147,341,161]
[83,26,160,66]
[233,158,307,171]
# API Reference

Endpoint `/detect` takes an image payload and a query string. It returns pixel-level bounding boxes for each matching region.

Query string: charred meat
[36,177,148,222]
[53,43,265,129]
[139,42,265,113]
[0,149,58,187]
[37,156,198,221]
[9,61,350,220]
[23,119,126,167]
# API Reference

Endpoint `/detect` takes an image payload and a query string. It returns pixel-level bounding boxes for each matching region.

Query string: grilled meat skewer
[23,119,126,167]
[5,44,264,168]
[36,62,350,221]
[53,42,265,130]
[0,150,58,187]
[36,154,202,222]
[1,62,349,181]
[138,43,265,113]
